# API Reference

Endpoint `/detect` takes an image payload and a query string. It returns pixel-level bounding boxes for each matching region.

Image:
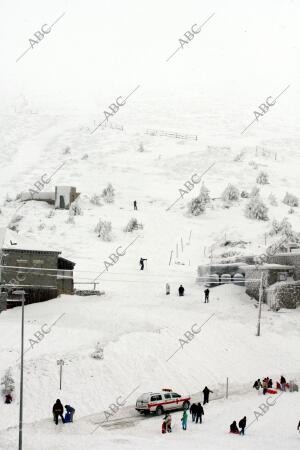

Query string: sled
[266,388,277,394]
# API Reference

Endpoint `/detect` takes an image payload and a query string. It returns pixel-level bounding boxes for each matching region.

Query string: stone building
[20,186,80,210]
[0,247,75,307]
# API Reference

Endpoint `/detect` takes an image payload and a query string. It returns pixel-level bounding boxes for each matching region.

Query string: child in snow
[181,410,188,430]
[64,404,75,422]
[164,413,172,432]
[230,421,239,434]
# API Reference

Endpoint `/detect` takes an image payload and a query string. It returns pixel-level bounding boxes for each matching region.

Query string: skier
[164,413,172,432]
[204,288,210,303]
[203,386,213,404]
[190,403,197,422]
[133,200,137,211]
[230,420,239,434]
[181,409,188,430]
[195,402,204,424]
[166,283,170,295]
[4,393,12,404]
[280,375,286,391]
[239,416,247,435]
[253,379,261,390]
[178,285,184,296]
[139,257,147,270]
[64,404,75,423]
[52,399,65,425]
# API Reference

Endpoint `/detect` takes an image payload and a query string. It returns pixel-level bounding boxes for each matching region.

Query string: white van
[135,389,190,415]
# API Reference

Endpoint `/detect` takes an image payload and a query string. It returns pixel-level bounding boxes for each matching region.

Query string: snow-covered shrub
[1,368,15,396]
[91,342,104,360]
[234,151,244,162]
[69,201,83,216]
[241,190,249,198]
[250,186,260,198]
[221,183,240,202]
[123,217,143,232]
[82,153,89,160]
[283,192,299,207]
[137,143,144,152]
[188,184,210,216]
[256,170,269,185]
[90,194,102,206]
[288,207,294,214]
[102,183,115,203]
[245,196,269,221]
[268,193,278,206]
[62,146,71,155]
[95,219,112,241]
[8,214,23,232]
[221,274,231,283]
[270,218,292,236]
[38,223,46,231]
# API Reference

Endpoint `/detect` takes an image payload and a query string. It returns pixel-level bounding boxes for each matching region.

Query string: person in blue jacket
[64,404,75,423]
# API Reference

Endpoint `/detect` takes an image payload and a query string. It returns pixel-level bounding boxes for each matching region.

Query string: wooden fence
[145,129,198,141]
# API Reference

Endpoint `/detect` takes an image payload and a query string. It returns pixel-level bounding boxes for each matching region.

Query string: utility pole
[57,359,64,390]
[13,290,26,450]
[256,273,264,336]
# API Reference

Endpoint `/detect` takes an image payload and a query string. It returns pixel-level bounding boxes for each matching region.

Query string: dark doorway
[59,195,65,209]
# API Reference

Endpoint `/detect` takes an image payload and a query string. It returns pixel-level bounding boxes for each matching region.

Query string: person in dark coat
[139,258,147,270]
[4,393,12,404]
[297,420,300,432]
[268,378,273,388]
[195,402,204,424]
[178,285,184,296]
[203,386,213,404]
[190,403,197,422]
[280,375,286,391]
[133,200,137,211]
[230,420,239,434]
[253,379,261,390]
[239,416,247,435]
[204,288,210,303]
[64,404,75,422]
[53,399,65,425]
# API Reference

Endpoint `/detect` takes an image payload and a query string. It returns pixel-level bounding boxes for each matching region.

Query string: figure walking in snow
[203,386,213,404]
[239,416,247,435]
[181,410,188,430]
[230,420,239,434]
[253,379,261,390]
[166,283,170,295]
[164,413,172,432]
[204,288,210,303]
[297,419,300,433]
[4,393,12,404]
[52,399,65,425]
[190,403,197,422]
[133,200,137,210]
[195,402,204,424]
[178,285,184,296]
[139,258,147,270]
[64,404,75,423]
[280,375,286,391]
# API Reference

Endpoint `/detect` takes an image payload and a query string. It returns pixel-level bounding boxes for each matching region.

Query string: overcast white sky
[0,0,299,117]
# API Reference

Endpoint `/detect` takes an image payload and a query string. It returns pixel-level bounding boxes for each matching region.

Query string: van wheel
[183,401,190,410]
[143,410,150,416]
[156,406,163,416]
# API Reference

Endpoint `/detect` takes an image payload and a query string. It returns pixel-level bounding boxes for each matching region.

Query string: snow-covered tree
[241,190,249,198]
[95,219,112,241]
[1,368,15,396]
[90,194,102,206]
[102,183,115,203]
[200,183,210,204]
[91,342,104,360]
[188,183,210,216]
[123,218,143,232]
[256,170,269,185]
[221,183,240,202]
[245,196,268,221]
[137,143,144,152]
[283,192,299,207]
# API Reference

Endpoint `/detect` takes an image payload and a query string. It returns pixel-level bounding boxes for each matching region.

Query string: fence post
[226,377,229,399]
[181,237,184,252]
[168,250,173,266]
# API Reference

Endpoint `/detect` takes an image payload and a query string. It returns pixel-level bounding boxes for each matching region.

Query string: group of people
[165,284,211,302]
[230,417,247,435]
[52,399,75,425]
[253,375,287,394]
[162,386,213,433]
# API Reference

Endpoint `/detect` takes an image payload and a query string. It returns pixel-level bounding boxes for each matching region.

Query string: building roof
[2,248,61,255]
[243,263,294,271]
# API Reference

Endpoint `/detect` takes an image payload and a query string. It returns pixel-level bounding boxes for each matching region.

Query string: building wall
[1,249,59,290]
[0,292,7,312]
[269,253,300,280]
